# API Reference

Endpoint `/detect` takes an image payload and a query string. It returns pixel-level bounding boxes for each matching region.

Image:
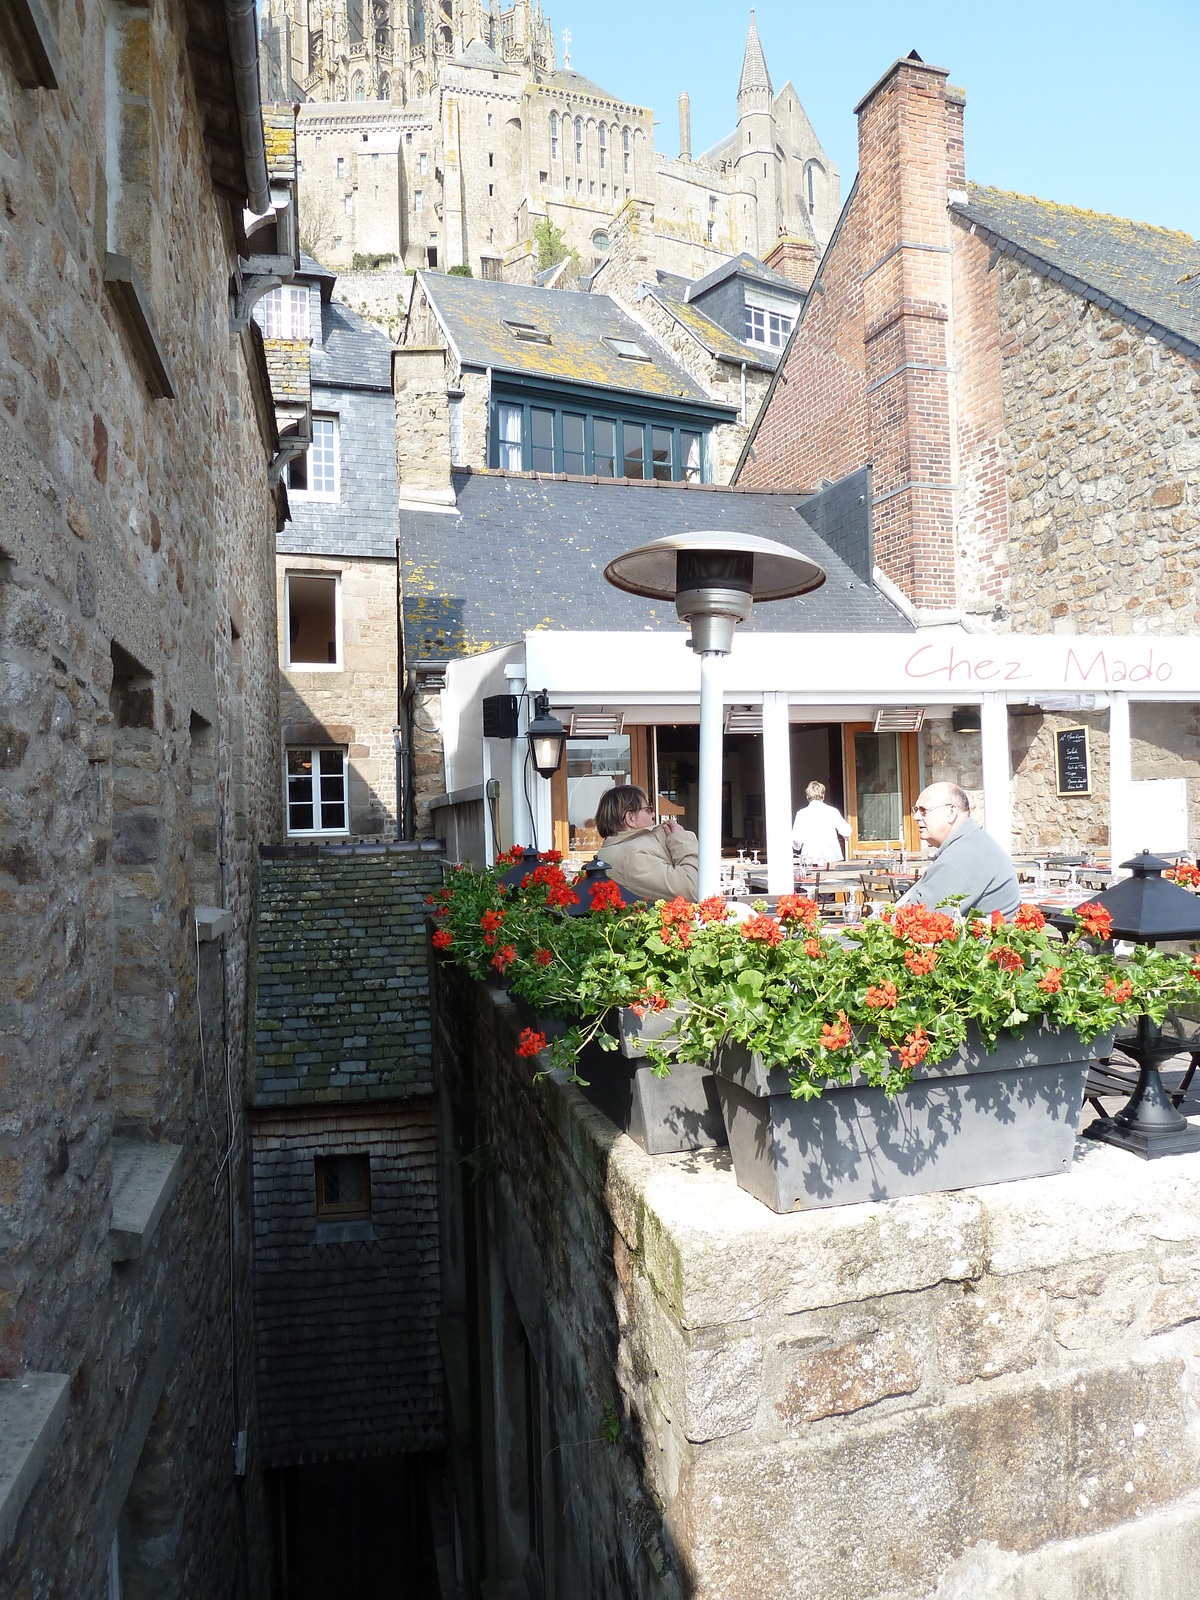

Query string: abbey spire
[737,9,773,111]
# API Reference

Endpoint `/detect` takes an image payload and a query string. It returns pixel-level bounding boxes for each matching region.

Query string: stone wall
[996,263,1200,635]
[277,553,399,836]
[334,266,414,343]
[0,0,281,1588]
[440,966,1200,1600]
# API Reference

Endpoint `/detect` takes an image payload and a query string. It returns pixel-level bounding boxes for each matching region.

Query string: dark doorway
[652,725,766,852]
[790,723,845,816]
[273,1454,441,1599]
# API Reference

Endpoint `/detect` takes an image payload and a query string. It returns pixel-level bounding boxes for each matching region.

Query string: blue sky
[562,0,1200,237]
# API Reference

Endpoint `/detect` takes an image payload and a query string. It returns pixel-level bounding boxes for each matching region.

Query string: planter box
[516,997,723,1156]
[713,1023,1112,1213]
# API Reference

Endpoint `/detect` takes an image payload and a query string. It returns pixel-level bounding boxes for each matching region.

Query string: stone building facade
[734,53,1200,856]
[262,3,839,281]
[0,1,290,1592]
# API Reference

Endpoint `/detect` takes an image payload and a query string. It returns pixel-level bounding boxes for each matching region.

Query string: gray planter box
[581,1004,724,1156]
[713,1022,1112,1213]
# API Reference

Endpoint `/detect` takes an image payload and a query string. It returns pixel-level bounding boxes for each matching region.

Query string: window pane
[288,448,307,492]
[562,413,585,475]
[531,408,554,473]
[652,427,672,482]
[288,574,338,665]
[498,403,523,470]
[319,748,346,831]
[566,734,631,854]
[854,732,902,843]
[622,423,644,480]
[593,418,615,478]
[744,305,765,343]
[682,431,702,483]
[309,418,336,494]
[287,750,314,833]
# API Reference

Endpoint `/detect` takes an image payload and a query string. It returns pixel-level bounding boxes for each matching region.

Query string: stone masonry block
[937,1283,1046,1386]
[776,1328,922,1425]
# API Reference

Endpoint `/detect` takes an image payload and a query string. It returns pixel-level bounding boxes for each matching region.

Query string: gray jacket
[897,817,1021,918]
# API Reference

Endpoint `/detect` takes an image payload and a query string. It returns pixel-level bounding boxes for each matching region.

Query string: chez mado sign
[522,630,1200,704]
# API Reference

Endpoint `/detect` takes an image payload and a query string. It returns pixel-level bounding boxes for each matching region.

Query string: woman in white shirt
[791,781,852,865]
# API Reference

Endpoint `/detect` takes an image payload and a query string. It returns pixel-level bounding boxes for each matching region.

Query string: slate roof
[400,471,910,663]
[417,272,723,405]
[313,297,393,391]
[651,274,776,370]
[738,11,773,96]
[543,66,634,104]
[459,38,505,68]
[686,251,802,303]
[954,185,1200,359]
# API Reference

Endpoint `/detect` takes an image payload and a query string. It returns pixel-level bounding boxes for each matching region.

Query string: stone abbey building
[258,0,840,280]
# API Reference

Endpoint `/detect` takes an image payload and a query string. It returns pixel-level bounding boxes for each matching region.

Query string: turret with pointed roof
[737,10,774,113]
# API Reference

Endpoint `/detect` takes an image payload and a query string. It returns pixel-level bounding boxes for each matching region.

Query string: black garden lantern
[563,857,634,917]
[496,846,542,891]
[1084,852,1200,1160]
[527,690,567,779]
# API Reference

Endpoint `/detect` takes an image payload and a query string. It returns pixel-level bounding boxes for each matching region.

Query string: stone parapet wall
[996,263,1200,634]
[441,967,1200,1599]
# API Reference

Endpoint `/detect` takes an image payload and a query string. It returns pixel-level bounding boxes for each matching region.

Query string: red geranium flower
[483,931,497,948]
[1014,904,1046,931]
[534,948,553,966]
[1167,863,1200,888]
[802,937,823,959]
[819,1011,852,1051]
[1037,966,1064,994]
[969,919,989,940]
[431,927,452,950]
[516,1027,546,1058]
[490,943,517,972]
[698,896,729,924]
[590,879,625,913]
[991,909,1007,929]
[631,989,669,1018]
[865,981,898,1009]
[989,946,1024,973]
[481,908,506,933]
[897,1026,931,1070]
[659,897,695,947]
[547,882,581,909]
[540,849,563,864]
[1104,975,1133,1003]
[894,904,957,945]
[776,894,819,929]
[905,948,938,976]
[741,914,784,947]
[1076,902,1114,941]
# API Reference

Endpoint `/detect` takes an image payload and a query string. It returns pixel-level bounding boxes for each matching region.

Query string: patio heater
[1083,851,1200,1159]
[604,532,825,898]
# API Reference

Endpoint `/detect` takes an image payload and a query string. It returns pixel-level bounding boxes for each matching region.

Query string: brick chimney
[763,235,816,292]
[853,55,961,608]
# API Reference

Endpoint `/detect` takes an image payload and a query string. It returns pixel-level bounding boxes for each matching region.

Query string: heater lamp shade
[603,530,825,603]
[1095,852,1200,942]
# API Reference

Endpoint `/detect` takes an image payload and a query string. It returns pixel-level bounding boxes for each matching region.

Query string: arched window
[805,160,823,215]
[550,110,558,159]
[413,69,424,97]
[622,126,630,174]
[574,116,583,165]
[379,74,391,100]
[352,71,366,100]
[598,123,606,169]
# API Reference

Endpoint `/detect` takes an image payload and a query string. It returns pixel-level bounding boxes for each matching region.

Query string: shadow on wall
[278,684,394,838]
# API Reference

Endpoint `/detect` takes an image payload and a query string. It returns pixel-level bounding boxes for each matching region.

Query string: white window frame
[497,403,523,471]
[285,746,350,837]
[284,570,343,672]
[289,414,340,502]
[257,285,311,341]
[744,292,796,349]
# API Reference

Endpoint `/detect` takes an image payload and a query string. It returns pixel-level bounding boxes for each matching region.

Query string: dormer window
[604,336,651,362]
[502,319,552,344]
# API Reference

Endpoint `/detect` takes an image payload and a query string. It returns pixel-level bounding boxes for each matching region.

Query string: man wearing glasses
[896,782,1020,918]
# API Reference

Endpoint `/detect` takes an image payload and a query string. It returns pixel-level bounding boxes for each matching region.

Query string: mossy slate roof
[955,185,1200,357]
[400,471,911,663]
[418,272,719,404]
[254,851,443,1106]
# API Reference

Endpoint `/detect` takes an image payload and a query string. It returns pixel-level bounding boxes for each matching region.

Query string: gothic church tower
[733,11,780,254]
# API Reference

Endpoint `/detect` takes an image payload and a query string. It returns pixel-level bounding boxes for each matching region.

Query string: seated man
[896,782,1021,919]
[594,785,698,904]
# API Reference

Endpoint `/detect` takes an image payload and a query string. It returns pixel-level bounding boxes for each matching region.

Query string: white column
[1108,691,1132,877]
[507,669,529,848]
[979,693,1012,854]
[697,652,725,899]
[762,692,793,896]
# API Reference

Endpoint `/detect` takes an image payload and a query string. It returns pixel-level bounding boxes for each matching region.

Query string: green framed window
[489,395,710,481]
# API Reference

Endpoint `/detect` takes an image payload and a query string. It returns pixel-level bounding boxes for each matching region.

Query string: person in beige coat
[594,785,699,904]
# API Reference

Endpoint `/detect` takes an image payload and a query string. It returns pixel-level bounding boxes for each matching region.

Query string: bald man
[896,782,1021,919]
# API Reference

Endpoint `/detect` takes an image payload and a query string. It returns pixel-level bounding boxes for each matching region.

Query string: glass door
[842,724,920,855]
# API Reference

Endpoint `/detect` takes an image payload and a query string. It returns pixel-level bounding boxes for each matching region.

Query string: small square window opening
[315,1154,371,1218]
[286,572,339,666]
[287,748,348,835]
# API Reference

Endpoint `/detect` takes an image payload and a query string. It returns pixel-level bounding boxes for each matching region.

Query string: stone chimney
[392,347,454,505]
[595,196,656,302]
[763,235,816,291]
[678,92,691,162]
[852,53,960,609]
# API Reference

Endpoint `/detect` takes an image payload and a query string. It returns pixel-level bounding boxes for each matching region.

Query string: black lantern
[1083,852,1200,1160]
[564,857,634,917]
[496,845,542,891]
[527,690,566,779]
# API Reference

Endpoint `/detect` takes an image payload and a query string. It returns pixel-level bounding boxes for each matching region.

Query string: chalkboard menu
[1055,727,1091,795]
